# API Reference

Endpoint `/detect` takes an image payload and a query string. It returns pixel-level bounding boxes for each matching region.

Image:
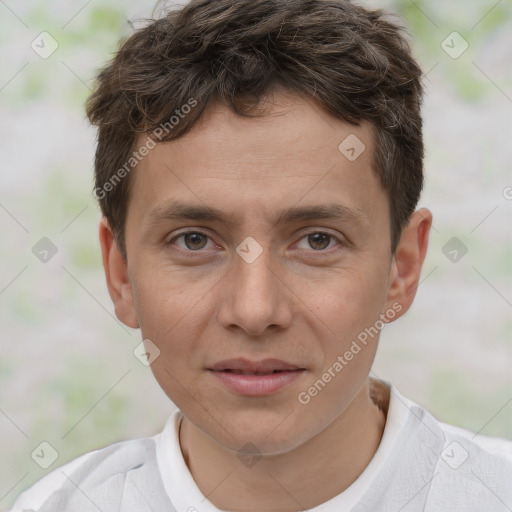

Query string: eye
[295,231,342,252]
[167,230,344,256]
[168,231,214,252]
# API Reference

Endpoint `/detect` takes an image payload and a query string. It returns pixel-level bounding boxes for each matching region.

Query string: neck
[179,379,388,511]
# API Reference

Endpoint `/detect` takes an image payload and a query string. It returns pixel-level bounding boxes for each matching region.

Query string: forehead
[128,90,386,228]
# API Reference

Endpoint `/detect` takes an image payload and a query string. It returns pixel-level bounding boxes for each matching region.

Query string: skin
[99,89,432,510]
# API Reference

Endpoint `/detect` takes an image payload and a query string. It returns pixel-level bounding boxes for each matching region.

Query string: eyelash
[167,230,343,256]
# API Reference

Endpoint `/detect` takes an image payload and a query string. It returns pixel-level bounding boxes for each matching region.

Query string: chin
[209,408,311,456]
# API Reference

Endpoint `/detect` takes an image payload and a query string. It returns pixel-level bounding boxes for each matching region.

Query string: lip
[207,358,306,397]
[209,358,303,373]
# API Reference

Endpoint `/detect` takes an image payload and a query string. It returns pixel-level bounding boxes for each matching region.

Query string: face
[101,90,430,456]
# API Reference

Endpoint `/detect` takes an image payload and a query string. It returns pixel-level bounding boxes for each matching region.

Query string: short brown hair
[86,0,424,258]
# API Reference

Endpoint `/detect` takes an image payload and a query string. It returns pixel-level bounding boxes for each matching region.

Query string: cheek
[308,263,389,335]
[130,268,218,377]
[302,265,389,391]
[296,277,384,420]
[131,263,203,333]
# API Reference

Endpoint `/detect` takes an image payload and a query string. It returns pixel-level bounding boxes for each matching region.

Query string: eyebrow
[147,200,367,229]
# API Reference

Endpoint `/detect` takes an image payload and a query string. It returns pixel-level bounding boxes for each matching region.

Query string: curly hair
[86,0,424,258]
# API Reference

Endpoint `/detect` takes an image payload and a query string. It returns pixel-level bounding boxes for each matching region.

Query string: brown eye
[307,232,332,251]
[183,232,208,250]
[169,231,212,252]
[294,231,342,255]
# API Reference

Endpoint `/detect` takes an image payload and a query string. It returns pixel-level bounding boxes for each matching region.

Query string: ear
[385,208,432,320]
[98,217,139,329]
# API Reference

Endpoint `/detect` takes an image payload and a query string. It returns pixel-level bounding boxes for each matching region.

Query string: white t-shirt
[8,381,512,512]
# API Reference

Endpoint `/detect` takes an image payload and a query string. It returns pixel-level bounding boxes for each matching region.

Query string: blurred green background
[0,0,511,509]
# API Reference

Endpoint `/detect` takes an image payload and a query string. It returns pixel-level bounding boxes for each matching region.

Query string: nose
[217,244,293,337]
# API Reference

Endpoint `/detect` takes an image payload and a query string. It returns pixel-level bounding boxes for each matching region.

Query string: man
[9,0,512,510]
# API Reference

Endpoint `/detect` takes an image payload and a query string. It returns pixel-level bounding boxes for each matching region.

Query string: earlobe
[385,208,432,320]
[98,218,139,329]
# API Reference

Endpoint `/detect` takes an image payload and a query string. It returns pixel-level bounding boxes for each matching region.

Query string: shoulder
[381,385,512,511]
[439,421,512,461]
[8,434,164,512]
[425,413,512,510]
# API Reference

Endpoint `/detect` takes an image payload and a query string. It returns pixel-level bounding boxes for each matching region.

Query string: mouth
[214,369,303,376]
[208,357,306,374]
[207,358,306,396]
